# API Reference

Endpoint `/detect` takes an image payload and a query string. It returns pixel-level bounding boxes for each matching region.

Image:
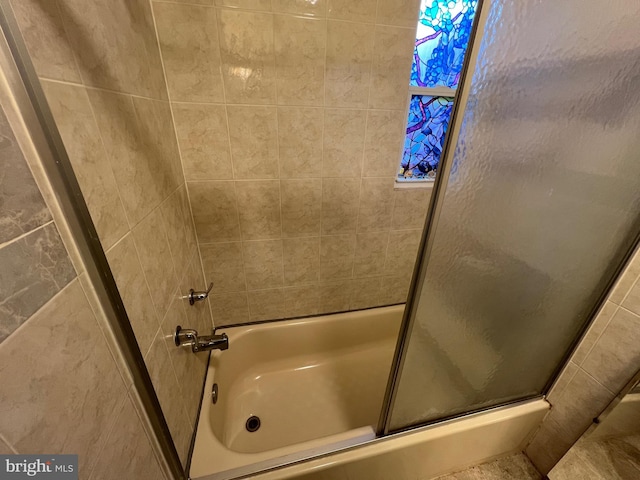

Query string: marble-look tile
[381,273,411,304]
[283,237,320,285]
[201,242,247,293]
[385,229,421,276]
[179,253,213,333]
[323,109,366,178]
[210,292,250,327]
[57,0,167,99]
[172,103,233,181]
[364,110,406,177]
[10,0,80,82]
[242,240,284,289]
[42,81,128,250]
[550,448,608,480]
[159,187,194,281]
[546,361,579,406]
[568,437,640,480]
[376,0,421,28]
[215,0,272,10]
[354,232,389,277]
[434,453,542,480]
[144,328,192,468]
[160,287,207,427]
[247,288,285,321]
[321,178,360,235]
[278,107,323,178]
[281,179,322,237]
[0,107,52,245]
[274,15,326,106]
[227,106,279,179]
[357,177,395,232]
[327,0,376,23]
[273,0,327,17]
[217,9,276,104]
[87,90,177,226]
[88,394,164,480]
[236,180,282,239]
[0,223,75,343]
[177,185,198,255]
[318,280,352,313]
[153,2,224,103]
[284,285,320,318]
[622,280,640,316]
[325,20,374,107]
[392,187,431,230]
[0,280,127,477]
[528,368,615,474]
[188,181,241,242]
[171,0,213,4]
[369,26,415,110]
[581,307,640,393]
[106,234,160,355]
[320,234,356,281]
[608,248,640,305]
[132,208,179,322]
[570,301,618,366]
[350,276,385,310]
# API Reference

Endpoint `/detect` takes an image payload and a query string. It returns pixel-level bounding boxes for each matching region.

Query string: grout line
[0,432,18,455]
[0,219,54,250]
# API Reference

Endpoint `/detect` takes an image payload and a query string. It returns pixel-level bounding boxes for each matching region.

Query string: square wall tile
[354,232,389,277]
[278,107,323,178]
[357,177,395,232]
[243,240,284,289]
[188,181,240,243]
[227,106,279,179]
[248,288,285,321]
[274,15,326,106]
[369,25,415,110]
[42,81,128,251]
[0,223,75,343]
[281,179,322,237]
[159,188,194,281]
[106,234,160,355]
[154,2,224,103]
[325,20,374,107]
[217,9,276,104]
[622,279,640,316]
[320,234,356,280]
[236,180,282,239]
[273,0,327,17]
[0,107,52,245]
[201,242,247,293]
[210,292,250,327]
[351,276,385,310]
[173,103,233,181]
[323,109,367,178]
[0,280,127,477]
[215,0,272,10]
[328,0,377,23]
[376,0,421,27]
[385,229,421,276]
[283,237,320,285]
[392,188,431,229]
[319,280,352,313]
[364,110,406,177]
[10,0,80,82]
[284,285,320,318]
[321,178,360,235]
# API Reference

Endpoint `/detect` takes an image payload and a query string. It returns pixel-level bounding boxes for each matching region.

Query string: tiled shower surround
[154,0,429,325]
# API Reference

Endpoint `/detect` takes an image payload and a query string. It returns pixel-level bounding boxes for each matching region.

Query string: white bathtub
[189,306,549,480]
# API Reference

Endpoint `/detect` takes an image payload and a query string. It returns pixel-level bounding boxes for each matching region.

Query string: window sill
[394,180,435,191]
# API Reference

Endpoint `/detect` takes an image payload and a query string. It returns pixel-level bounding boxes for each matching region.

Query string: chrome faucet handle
[174,326,197,347]
[189,282,213,305]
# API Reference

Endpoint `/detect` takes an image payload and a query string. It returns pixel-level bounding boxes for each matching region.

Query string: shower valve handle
[189,282,213,305]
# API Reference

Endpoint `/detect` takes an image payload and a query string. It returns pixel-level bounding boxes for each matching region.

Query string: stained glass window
[398,0,477,182]
[399,96,453,180]
[411,0,477,89]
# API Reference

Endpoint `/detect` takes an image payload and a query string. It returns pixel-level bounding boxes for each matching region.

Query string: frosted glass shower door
[386,0,640,432]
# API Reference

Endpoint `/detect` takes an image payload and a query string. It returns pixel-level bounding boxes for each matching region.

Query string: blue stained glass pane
[399,95,453,181]
[410,0,477,89]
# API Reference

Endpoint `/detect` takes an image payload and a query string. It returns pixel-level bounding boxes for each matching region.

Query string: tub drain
[245,415,261,433]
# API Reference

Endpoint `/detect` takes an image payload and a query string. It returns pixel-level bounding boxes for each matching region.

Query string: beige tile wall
[11,0,215,471]
[0,98,165,478]
[526,246,640,474]
[152,0,430,326]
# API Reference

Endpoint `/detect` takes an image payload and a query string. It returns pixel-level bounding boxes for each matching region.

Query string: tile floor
[549,434,640,480]
[433,453,541,480]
